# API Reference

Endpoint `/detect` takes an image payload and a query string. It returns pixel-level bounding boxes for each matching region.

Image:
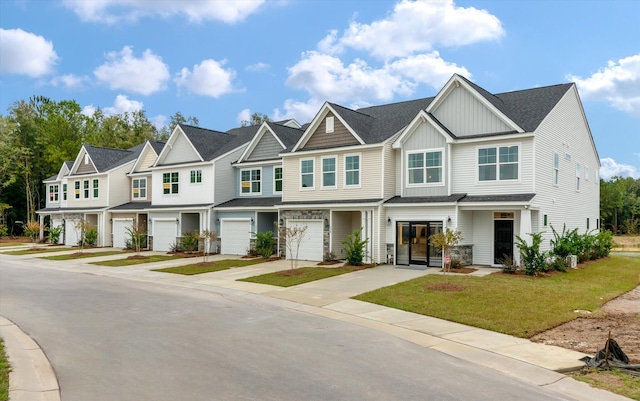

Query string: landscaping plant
[429,227,463,272]
[125,222,147,256]
[342,228,368,266]
[84,228,98,247]
[199,229,218,262]
[22,220,40,242]
[280,223,308,269]
[515,232,548,276]
[48,225,62,244]
[181,231,199,253]
[254,230,275,259]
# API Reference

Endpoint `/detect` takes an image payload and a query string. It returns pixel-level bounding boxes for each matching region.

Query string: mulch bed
[446,267,477,274]
[318,260,342,265]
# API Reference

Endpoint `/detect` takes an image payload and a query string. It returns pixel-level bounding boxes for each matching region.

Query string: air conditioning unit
[566,255,578,269]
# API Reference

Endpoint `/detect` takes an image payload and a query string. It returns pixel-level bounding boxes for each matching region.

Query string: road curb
[0,316,60,401]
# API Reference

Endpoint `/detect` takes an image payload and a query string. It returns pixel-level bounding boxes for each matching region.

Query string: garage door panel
[113,219,134,249]
[287,220,323,261]
[153,220,177,252]
[65,219,80,246]
[221,220,251,255]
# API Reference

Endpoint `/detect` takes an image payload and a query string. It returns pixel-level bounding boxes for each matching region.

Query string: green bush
[515,232,547,276]
[254,231,275,258]
[23,221,40,242]
[594,230,614,258]
[84,228,98,247]
[0,224,8,238]
[181,231,199,252]
[548,255,568,272]
[48,225,62,244]
[342,228,368,266]
[550,225,581,259]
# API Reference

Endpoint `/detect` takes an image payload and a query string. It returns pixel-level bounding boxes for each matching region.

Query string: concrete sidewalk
[0,251,631,401]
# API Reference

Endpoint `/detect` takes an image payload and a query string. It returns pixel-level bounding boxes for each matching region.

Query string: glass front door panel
[428,222,443,267]
[409,224,428,264]
[396,222,409,265]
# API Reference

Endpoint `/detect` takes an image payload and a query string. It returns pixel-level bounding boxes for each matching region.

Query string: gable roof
[81,145,139,173]
[266,121,305,152]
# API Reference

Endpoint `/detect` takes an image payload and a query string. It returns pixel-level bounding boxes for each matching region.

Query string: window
[407,149,443,185]
[48,185,59,202]
[326,116,334,133]
[163,172,179,194]
[478,145,518,181]
[543,214,548,226]
[241,168,261,194]
[74,181,80,199]
[274,167,283,193]
[92,179,99,198]
[587,218,590,230]
[62,183,67,201]
[190,170,202,183]
[576,163,580,191]
[553,152,559,185]
[322,157,336,188]
[585,166,589,181]
[344,154,360,187]
[300,159,314,189]
[83,180,90,199]
[132,178,147,199]
[597,219,600,229]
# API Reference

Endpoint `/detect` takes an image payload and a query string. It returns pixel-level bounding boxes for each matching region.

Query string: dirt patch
[531,285,640,364]
[318,260,342,265]
[425,282,466,292]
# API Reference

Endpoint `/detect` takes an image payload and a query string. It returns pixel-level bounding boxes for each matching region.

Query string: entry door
[494,220,514,264]
[396,222,442,267]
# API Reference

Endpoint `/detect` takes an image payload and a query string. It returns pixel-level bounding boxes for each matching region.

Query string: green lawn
[0,242,28,247]
[571,369,640,400]
[240,265,369,287]
[354,255,640,338]
[41,251,125,260]
[0,338,9,401]
[90,255,180,266]
[4,247,71,255]
[154,258,267,275]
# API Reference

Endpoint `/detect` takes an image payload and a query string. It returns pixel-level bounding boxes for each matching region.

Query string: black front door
[396,221,442,267]
[494,220,514,264]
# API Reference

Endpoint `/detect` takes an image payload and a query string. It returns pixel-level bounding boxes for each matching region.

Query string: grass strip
[154,258,267,275]
[4,247,71,255]
[0,242,28,247]
[0,338,10,401]
[41,251,125,260]
[240,265,367,287]
[354,255,640,338]
[571,369,640,400]
[90,255,180,266]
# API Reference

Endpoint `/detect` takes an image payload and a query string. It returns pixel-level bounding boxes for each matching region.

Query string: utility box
[566,255,578,268]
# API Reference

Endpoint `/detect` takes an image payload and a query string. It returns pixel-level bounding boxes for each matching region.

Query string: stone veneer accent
[450,245,473,266]
[278,209,330,259]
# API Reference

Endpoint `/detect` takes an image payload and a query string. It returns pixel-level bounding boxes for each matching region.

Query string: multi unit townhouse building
[38,74,600,267]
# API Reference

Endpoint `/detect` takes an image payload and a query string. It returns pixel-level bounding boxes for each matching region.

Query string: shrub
[323,250,337,262]
[498,255,518,274]
[547,255,568,272]
[594,230,614,258]
[181,231,199,252]
[0,224,9,238]
[84,228,98,247]
[246,247,260,257]
[254,230,275,258]
[342,228,368,266]
[515,232,547,276]
[23,221,40,242]
[48,225,62,244]
[550,225,580,259]
[450,257,463,269]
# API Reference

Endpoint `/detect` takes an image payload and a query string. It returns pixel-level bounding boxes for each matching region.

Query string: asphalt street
[0,260,578,401]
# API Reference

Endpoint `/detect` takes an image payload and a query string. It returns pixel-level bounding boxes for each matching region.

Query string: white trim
[155,125,204,166]
[299,157,315,191]
[343,153,361,189]
[291,103,366,152]
[189,169,203,185]
[476,143,521,184]
[132,177,148,200]
[237,123,285,163]
[393,111,454,149]
[273,165,283,194]
[282,142,382,158]
[320,155,337,190]
[239,167,263,196]
[405,148,445,188]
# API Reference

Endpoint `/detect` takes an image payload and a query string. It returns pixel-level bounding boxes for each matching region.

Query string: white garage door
[221,220,251,255]
[287,220,323,261]
[113,218,134,249]
[65,219,80,246]
[153,220,177,252]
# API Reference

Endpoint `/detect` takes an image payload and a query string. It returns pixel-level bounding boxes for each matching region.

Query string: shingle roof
[385,194,467,204]
[215,197,282,208]
[280,198,383,206]
[266,122,305,152]
[84,145,136,172]
[150,141,165,155]
[109,201,152,211]
[459,193,536,203]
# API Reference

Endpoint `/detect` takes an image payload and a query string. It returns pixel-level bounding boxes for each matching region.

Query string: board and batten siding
[302,112,360,150]
[450,137,534,196]
[282,147,383,202]
[432,86,512,137]
[246,132,283,161]
[401,121,449,197]
[214,146,247,205]
[163,133,201,165]
[530,86,600,249]
[382,135,400,199]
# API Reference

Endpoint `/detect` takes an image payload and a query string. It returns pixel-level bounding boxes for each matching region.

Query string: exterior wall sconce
[216,218,220,224]
[447,216,452,223]
[251,218,254,223]
[387,217,391,225]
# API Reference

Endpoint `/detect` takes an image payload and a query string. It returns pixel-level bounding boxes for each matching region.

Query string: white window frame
[273,166,283,194]
[585,165,589,181]
[74,181,80,199]
[553,152,559,186]
[576,162,581,191]
[132,178,147,200]
[190,169,202,184]
[406,148,444,187]
[48,184,59,203]
[163,172,179,195]
[344,153,361,188]
[92,178,99,199]
[62,183,67,201]
[300,158,315,190]
[83,179,90,199]
[477,144,520,183]
[325,116,334,133]
[240,167,262,195]
[321,156,337,189]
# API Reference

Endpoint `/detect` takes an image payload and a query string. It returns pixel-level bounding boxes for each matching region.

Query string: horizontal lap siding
[163,133,200,164]
[247,132,283,161]
[302,112,360,150]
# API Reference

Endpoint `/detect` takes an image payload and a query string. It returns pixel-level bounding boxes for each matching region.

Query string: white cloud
[174,59,236,98]
[388,52,470,87]
[151,114,167,131]
[237,108,251,124]
[94,46,169,95]
[63,0,264,24]
[600,157,639,180]
[246,62,269,72]
[82,95,144,118]
[81,105,96,117]
[273,97,325,124]
[50,74,89,89]
[0,28,58,77]
[319,0,504,59]
[568,54,640,117]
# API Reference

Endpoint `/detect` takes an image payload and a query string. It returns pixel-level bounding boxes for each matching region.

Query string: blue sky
[1,0,638,179]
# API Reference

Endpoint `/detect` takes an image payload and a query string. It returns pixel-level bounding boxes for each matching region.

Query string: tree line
[0,96,198,232]
[600,176,640,234]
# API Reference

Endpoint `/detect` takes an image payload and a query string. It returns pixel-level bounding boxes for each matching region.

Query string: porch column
[519,209,532,244]
[39,214,45,242]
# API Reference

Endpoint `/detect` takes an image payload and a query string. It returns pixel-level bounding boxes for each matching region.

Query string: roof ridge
[329,102,376,119]
[494,82,573,97]
[355,96,434,112]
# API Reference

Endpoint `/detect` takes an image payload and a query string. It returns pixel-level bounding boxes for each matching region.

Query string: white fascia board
[454,132,535,144]
[155,125,204,166]
[392,111,454,149]
[277,201,384,209]
[129,141,155,174]
[237,123,285,162]
[150,160,213,171]
[233,159,282,168]
[281,142,382,158]
[211,142,249,163]
[291,103,365,152]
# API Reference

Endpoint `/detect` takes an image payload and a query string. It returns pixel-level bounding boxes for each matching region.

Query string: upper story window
[62,183,67,201]
[576,162,580,191]
[274,167,283,193]
[344,154,360,187]
[322,156,336,189]
[325,116,334,133]
[163,172,179,194]
[241,168,261,194]
[478,145,518,181]
[407,149,443,186]
[92,179,99,198]
[553,152,559,186]
[74,181,80,199]
[190,170,202,184]
[585,165,589,181]
[300,159,314,189]
[132,178,147,199]
[83,179,90,199]
[48,185,59,202]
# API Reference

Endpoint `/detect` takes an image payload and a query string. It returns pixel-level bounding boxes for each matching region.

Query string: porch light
[447,216,452,223]
[387,217,391,225]
[251,218,254,223]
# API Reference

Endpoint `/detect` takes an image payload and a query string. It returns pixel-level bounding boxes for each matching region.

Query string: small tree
[281,224,308,269]
[429,228,463,273]
[200,229,218,262]
[342,228,368,266]
[73,218,91,252]
[125,221,147,256]
[23,220,41,242]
